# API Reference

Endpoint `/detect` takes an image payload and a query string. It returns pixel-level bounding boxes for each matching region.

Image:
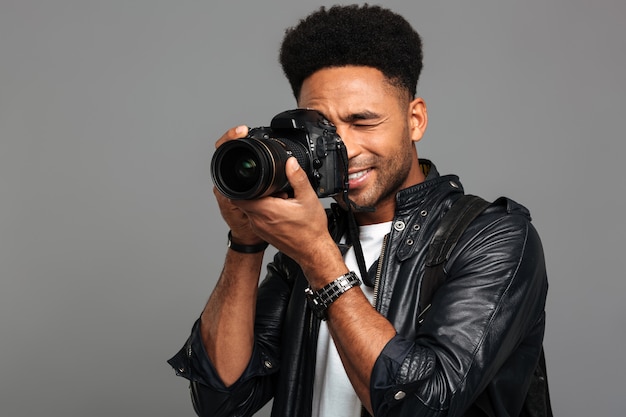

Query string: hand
[232,158,346,282]
[212,125,265,245]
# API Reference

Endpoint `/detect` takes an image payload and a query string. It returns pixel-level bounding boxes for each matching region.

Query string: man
[168,5,549,417]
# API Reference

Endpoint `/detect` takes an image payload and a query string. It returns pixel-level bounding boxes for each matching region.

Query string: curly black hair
[279,4,423,99]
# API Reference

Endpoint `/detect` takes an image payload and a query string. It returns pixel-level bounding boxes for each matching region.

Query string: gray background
[1,0,624,416]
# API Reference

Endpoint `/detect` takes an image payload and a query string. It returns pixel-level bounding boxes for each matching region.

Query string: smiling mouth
[348,169,371,181]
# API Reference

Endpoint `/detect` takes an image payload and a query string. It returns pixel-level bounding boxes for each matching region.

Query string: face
[297,66,428,224]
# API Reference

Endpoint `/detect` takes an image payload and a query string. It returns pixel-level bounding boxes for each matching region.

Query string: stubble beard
[343,143,415,213]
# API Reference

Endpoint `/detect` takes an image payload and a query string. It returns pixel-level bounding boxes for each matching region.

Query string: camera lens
[236,158,257,179]
[211,136,309,200]
[229,151,260,192]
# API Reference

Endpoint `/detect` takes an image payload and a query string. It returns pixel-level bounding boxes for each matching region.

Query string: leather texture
[168,160,549,417]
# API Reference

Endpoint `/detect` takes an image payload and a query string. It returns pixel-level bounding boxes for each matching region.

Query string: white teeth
[348,170,368,180]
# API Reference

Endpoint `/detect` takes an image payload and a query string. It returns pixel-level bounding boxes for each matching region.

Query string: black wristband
[227,231,269,254]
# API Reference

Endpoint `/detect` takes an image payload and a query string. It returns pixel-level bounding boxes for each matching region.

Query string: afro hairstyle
[279,4,423,99]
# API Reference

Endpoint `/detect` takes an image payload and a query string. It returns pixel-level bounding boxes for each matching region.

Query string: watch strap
[305,271,361,320]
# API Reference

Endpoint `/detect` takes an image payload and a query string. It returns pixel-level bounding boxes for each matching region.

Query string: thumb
[285,157,312,195]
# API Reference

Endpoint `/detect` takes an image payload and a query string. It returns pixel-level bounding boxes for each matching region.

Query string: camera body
[211,109,348,200]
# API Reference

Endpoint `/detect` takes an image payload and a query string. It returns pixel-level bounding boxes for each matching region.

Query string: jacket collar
[395,159,464,214]
[330,159,464,220]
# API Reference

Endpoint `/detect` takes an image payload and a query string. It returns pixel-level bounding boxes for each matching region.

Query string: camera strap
[338,185,376,286]
[338,141,376,286]
[346,205,373,287]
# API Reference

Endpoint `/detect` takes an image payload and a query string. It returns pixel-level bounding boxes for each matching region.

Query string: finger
[215,125,248,148]
[272,191,290,200]
[212,186,230,205]
[285,157,314,198]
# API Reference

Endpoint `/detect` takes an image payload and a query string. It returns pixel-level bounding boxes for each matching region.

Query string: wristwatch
[305,271,361,320]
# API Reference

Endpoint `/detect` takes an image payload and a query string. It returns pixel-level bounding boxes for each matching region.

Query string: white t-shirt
[311,221,392,417]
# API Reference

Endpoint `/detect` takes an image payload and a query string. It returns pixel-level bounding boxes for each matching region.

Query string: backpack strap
[418,194,490,322]
[418,194,553,417]
[419,194,496,417]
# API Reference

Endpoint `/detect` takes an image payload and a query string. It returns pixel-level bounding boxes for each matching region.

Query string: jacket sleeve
[167,252,296,417]
[370,204,549,416]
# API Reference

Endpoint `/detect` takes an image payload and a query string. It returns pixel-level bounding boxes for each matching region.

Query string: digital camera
[211,109,348,200]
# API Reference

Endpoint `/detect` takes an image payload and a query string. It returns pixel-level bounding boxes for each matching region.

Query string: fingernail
[235,125,247,135]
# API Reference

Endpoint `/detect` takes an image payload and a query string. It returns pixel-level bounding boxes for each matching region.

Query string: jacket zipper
[372,233,389,309]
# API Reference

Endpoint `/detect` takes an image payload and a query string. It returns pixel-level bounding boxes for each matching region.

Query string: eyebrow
[342,110,382,123]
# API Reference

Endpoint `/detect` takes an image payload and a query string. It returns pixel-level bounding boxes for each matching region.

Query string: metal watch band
[227,231,269,254]
[305,271,361,320]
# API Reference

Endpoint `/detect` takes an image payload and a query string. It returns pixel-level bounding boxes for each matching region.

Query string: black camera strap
[339,189,374,286]
[338,142,376,286]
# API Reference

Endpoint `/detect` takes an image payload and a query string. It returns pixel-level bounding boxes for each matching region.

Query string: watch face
[305,286,327,319]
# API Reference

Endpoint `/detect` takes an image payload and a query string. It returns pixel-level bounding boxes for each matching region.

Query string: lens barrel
[211,137,309,200]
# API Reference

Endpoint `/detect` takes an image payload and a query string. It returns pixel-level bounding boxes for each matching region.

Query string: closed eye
[353,119,384,128]
[343,110,382,124]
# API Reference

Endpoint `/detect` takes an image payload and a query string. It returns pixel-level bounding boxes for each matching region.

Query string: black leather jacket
[168,161,548,417]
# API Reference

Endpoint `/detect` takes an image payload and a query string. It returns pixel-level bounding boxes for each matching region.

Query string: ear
[408,97,428,143]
